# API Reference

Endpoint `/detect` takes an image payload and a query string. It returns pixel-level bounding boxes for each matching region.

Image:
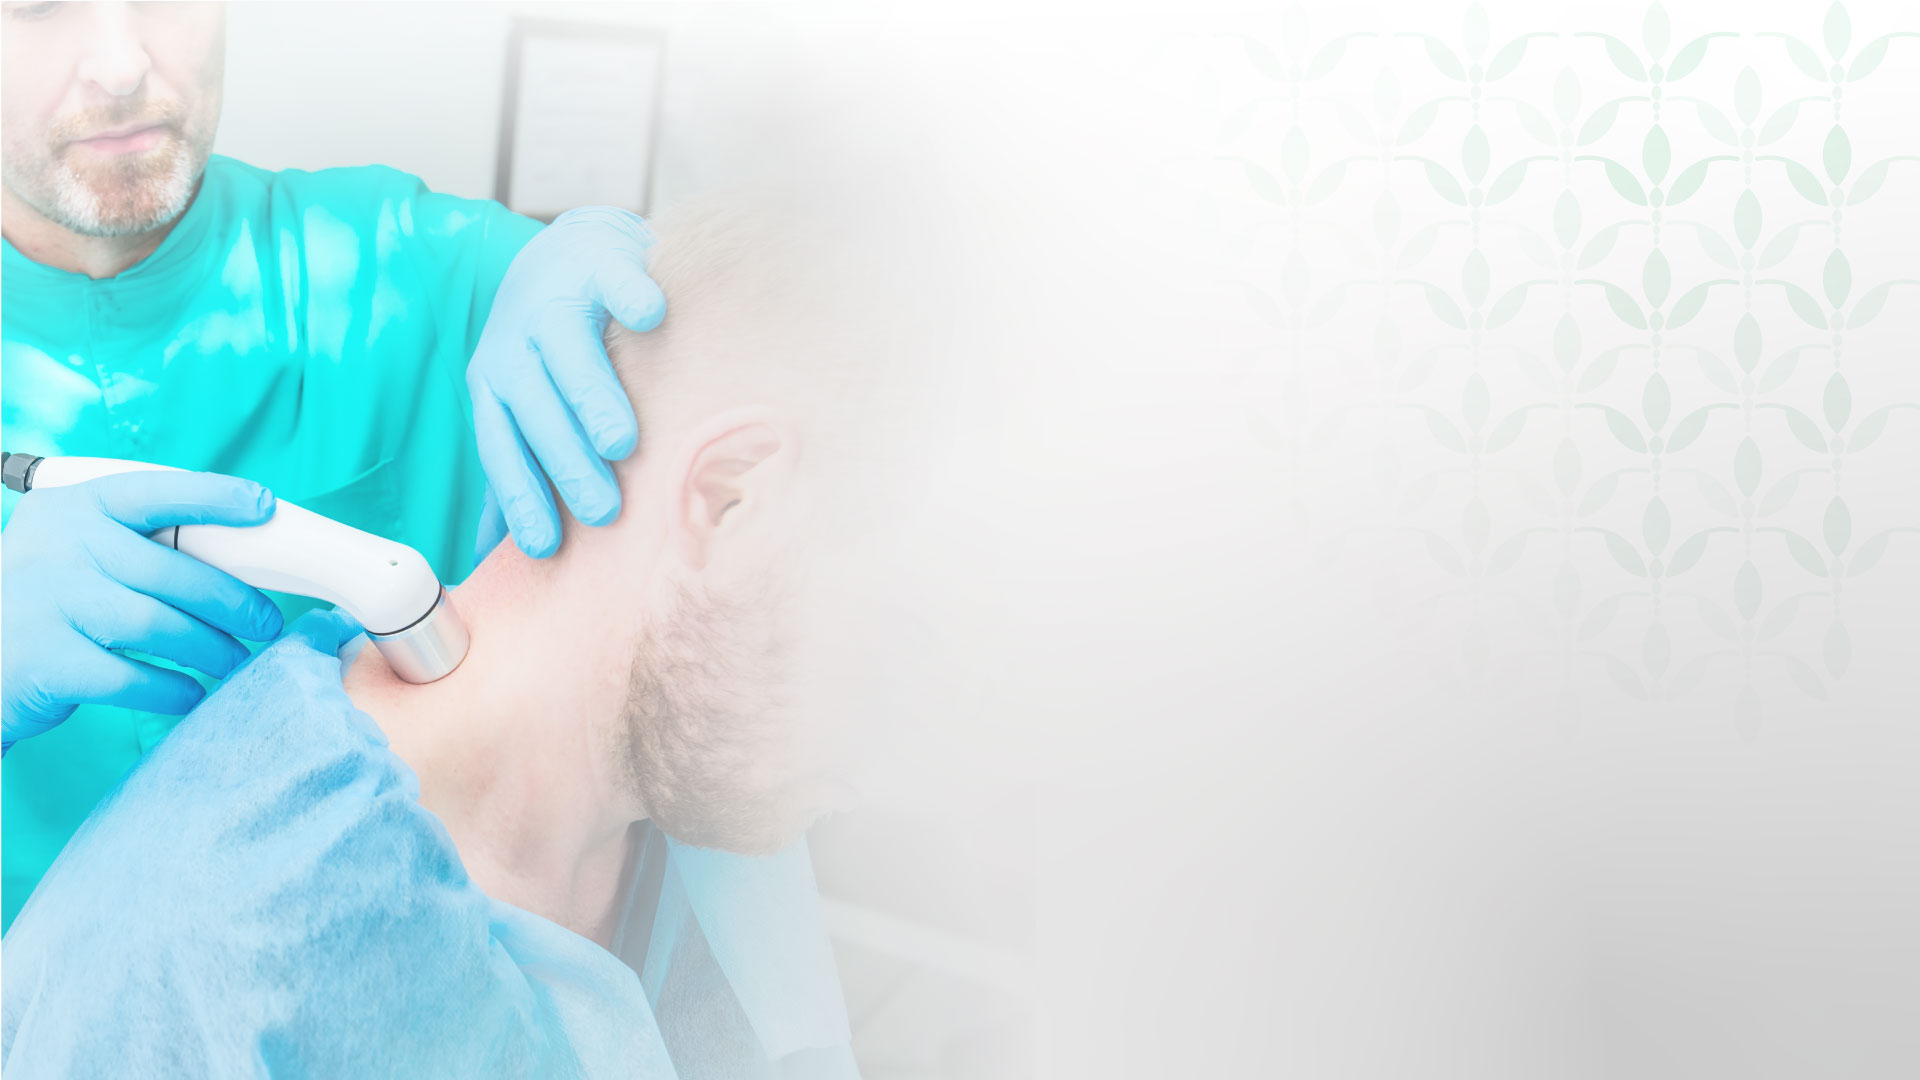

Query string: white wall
[216,1,821,211]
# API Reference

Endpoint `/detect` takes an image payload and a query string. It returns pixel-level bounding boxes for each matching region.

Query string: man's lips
[68,123,169,155]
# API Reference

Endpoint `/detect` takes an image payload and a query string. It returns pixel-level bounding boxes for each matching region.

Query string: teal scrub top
[0,153,544,930]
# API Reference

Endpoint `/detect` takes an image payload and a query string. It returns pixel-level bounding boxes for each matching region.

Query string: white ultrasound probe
[1,453,468,683]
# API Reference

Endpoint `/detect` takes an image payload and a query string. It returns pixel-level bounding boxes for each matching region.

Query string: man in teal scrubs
[0,2,663,928]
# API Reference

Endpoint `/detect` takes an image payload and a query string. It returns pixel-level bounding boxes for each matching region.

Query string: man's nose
[72,2,152,99]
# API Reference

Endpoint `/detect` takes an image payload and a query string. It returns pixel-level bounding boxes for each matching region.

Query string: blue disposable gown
[0,611,859,1079]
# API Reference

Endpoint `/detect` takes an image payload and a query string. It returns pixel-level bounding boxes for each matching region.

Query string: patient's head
[553,196,895,855]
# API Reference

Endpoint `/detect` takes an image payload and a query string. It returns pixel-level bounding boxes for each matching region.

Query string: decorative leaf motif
[1823,249,1851,307]
[1462,251,1491,306]
[1825,621,1851,678]
[1485,284,1529,328]
[1578,100,1622,145]
[1781,406,1829,452]
[1643,4,1670,59]
[1643,621,1671,680]
[1243,161,1289,205]
[1825,496,1852,554]
[1782,159,1829,205]
[1824,125,1852,183]
[1484,160,1530,205]
[1666,283,1712,329]
[1425,407,1466,451]
[1849,158,1894,204]
[1555,69,1581,122]
[1241,37,1288,79]
[1426,533,1467,575]
[1779,282,1829,328]
[1694,225,1738,269]
[1598,282,1647,328]
[1554,191,1582,248]
[1424,284,1467,329]
[1849,406,1895,451]
[1282,126,1310,183]
[1775,33,1829,81]
[1735,437,1762,496]
[1579,351,1619,391]
[1425,36,1467,80]
[1734,190,1762,249]
[1642,372,1671,431]
[1486,533,1528,574]
[1824,2,1851,59]
[1606,657,1649,700]
[1668,531,1710,575]
[1556,439,1582,493]
[1734,313,1762,371]
[1848,282,1891,329]
[1304,161,1350,204]
[1554,314,1582,369]
[1643,125,1671,184]
[1602,405,1647,451]
[1463,372,1491,430]
[1485,409,1529,451]
[1783,656,1826,700]
[1760,473,1801,515]
[1463,125,1490,183]
[1760,99,1806,145]
[1785,531,1829,576]
[1850,34,1893,80]
[1463,5,1491,59]
[1849,531,1891,576]
[1580,472,1621,514]
[1398,101,1442,145]
[1602,158,1648,204]
[1735,561,1762,619]
[1487,36,1532,80]
[1643,496,1672,554]
[1642,250,1671,307]
[1579,226,1621,268]
[1605,530,1646,576]
[1666,34,1717,80]
[1426,161,1468,205]
[1667,407,1712,452]
[1824,372,1851,430]
[1735,67,1762,124]
[1580,595,1623,640]
[1695,100,1738,146]
[1306,36,1349,79]
[1665,159,1712,205]
[1592,32,1647,79]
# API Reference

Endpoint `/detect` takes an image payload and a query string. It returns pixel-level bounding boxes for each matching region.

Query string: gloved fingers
[71,588,252,681]
[534,301,641,460]
[82,470,276,533]
[283,608,365,655]
[470,376,563,558]
[66,646,207,716]
[591,245,667,332]
[492,350,622,530]
[87,527,284,641]
[472,486,511,566]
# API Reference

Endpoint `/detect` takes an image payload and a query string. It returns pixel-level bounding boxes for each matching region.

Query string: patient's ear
[674,414,787,570]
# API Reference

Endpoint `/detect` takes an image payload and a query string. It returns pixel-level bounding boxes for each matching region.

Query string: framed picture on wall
[495,19,665,221]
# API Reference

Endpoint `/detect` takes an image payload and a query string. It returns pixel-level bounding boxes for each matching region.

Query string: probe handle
[23,457,442,636]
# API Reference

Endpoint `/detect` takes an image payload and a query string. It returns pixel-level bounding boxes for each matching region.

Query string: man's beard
[3,101,208,238]
[618,574,813,856]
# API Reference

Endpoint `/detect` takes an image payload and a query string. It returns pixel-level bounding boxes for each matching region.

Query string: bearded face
[1,3,226,239]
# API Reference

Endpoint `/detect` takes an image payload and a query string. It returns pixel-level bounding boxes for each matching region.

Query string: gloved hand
[468,206,667,561]
[1,471,286,751]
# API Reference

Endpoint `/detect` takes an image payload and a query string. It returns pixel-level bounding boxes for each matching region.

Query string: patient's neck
[343,543,641,947]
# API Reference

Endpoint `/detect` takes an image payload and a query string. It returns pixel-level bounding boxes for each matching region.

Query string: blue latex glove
[0,471,285,752]
[468,206,667,560]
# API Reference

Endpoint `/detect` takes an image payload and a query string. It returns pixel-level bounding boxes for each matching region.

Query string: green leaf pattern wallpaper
[1200,0,1917,728]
